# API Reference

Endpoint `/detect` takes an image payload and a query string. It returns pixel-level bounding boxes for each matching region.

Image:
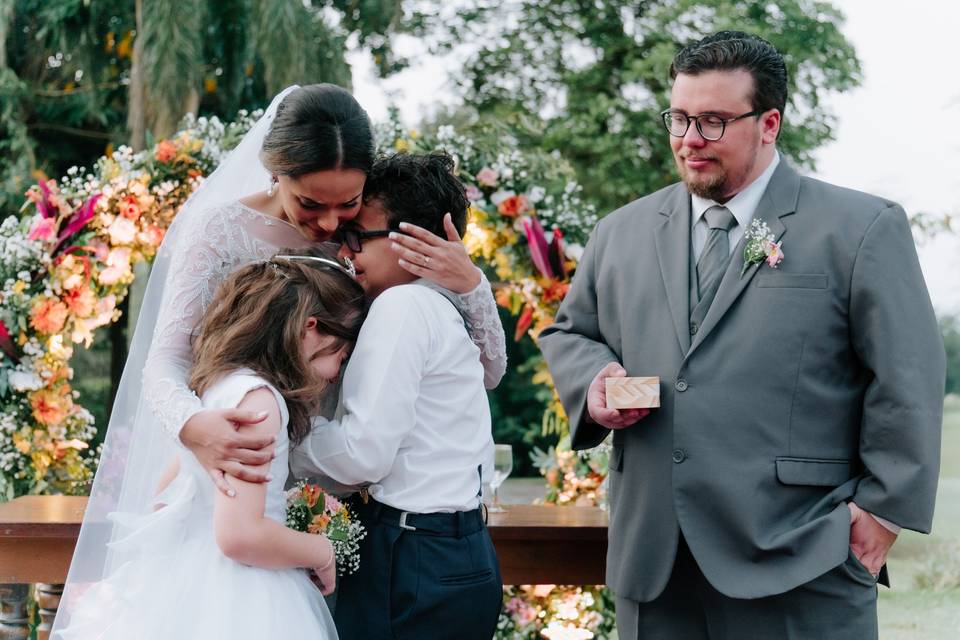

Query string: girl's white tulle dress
[55,370,338,640]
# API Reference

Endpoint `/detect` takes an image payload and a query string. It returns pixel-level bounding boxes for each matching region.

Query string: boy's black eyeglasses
[335,226,393,253]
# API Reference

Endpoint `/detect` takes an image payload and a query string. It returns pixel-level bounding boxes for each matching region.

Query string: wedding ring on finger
[423,256,431,266]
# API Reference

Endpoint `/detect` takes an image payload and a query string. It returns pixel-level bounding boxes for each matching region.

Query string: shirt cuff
[865,510,902,535]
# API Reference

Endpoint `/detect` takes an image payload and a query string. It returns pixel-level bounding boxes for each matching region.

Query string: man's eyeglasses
[335,226,393,253]
[660,109,761,141]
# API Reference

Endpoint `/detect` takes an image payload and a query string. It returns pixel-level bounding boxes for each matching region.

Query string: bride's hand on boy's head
[180,408,275,497]
[390,213,482,294]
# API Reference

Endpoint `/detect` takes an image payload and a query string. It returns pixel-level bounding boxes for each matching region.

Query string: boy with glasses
[291,152,502,640]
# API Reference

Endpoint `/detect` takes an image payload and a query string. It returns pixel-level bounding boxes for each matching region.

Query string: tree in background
[412,0,861,213]
[0,0,407,210]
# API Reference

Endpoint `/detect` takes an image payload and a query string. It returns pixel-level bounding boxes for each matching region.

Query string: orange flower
[154,140,177,164]
[64,287,96,317]
[301,484,322,509]
[541,280,569,303]
[120,196,141,221]
[497,194,530,218]
[30,387,73,426]
[307,513,331,534]
[495,288,513,309]
[30,297,69,335]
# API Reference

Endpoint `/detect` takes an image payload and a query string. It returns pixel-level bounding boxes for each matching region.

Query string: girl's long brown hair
[189,244,366,444]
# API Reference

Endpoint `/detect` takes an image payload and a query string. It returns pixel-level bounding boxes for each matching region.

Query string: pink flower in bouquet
[324,494,343,514]
[30,297,69,335]
[28,217,57,241]
[506,597,538,626]
[98,247,132,285]
[139,224,165,247]
[765,240,784,268]
[107,216,137,245]
[465,185,484,202]
[88,240,110,262]
[154,139,178,164]
[476,167,499,187]
[120,196,141,221]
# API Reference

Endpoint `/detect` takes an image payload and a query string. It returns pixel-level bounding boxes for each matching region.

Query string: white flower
[490,190,515,206]
[9,370,43,392]
[564,243,585,262]
[528,186,546,204]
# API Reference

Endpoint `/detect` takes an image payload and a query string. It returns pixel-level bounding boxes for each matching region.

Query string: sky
[348,0,960,315]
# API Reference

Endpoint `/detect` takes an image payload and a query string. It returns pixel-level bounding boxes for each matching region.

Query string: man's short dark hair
[363,152,468,238]
[670,31,788,118]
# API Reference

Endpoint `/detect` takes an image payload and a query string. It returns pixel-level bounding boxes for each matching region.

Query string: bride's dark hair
[189,244,366,444]
[259,84,375,177]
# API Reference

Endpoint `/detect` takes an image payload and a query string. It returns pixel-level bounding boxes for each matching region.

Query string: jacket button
[675,379,688,392]
[689,323,698,335]
[672,449,686,463]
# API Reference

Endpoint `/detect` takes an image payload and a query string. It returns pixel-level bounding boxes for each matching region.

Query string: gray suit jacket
[539,160,946,601]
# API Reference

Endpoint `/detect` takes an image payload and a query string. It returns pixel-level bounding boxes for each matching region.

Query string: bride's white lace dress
[141,201,508,443]
[55,370,338,640]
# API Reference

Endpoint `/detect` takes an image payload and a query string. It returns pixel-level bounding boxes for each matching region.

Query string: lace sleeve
[455,270,507,389]
[141,209,246,444]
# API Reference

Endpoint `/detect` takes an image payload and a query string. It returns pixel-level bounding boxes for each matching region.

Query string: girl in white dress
[55,246,365,639]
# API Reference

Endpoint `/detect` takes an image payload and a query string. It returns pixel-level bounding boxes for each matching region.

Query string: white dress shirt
[690,151,780,261]
[688,150,899,538]
[290,282,494,514]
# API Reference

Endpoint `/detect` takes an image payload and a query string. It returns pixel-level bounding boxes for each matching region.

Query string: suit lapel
[654,184,693,354]
[686,160,801,358]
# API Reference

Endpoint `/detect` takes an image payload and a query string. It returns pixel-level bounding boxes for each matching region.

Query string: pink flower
[765,240,784,268]
[88,240,110,262]
[465,185,483,202]
[28,217,57,241]
[324,494,343,513]
[475,167,499,188]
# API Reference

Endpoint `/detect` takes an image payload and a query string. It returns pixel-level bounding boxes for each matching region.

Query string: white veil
[52,86,299,633]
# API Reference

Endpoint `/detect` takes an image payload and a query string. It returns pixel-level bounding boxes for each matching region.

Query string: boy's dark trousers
[334,497,503,640]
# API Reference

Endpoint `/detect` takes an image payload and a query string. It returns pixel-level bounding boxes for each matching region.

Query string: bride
[51,84,507,634]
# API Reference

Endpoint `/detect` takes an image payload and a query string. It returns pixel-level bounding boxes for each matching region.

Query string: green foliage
[412,0,863,213]
[0,0,410,216]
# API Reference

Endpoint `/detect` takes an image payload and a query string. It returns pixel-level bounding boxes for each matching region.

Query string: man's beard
[676,147,759,203]
[682,165,729,201]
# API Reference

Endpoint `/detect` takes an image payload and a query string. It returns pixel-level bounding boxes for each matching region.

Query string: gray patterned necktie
[691,205,737,327]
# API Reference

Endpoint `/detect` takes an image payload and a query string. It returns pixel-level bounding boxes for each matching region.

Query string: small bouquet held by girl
[286,481,367,575]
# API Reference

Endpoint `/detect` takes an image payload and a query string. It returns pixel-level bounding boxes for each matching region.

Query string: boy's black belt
[356,497,485,538]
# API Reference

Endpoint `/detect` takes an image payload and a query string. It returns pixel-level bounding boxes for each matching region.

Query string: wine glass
[488,444,514,513]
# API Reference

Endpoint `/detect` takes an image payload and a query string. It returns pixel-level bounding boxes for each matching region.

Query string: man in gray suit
[539,31,945,639]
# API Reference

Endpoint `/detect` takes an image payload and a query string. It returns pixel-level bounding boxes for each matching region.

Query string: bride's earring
[267,176,278,197]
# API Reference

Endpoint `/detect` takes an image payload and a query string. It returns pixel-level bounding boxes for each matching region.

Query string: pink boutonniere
[741,219,784,276]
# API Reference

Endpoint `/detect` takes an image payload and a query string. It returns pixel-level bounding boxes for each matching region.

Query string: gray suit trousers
[616,536,878,640]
